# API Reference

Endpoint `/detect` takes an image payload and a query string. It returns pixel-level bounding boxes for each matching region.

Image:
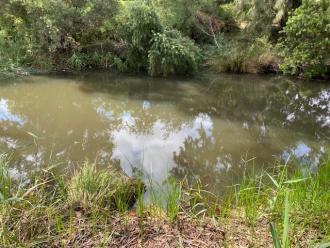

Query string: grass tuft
[0,154,12,203]
[68,161,144,210]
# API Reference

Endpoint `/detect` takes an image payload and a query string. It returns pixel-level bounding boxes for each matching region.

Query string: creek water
[0,72,329,193]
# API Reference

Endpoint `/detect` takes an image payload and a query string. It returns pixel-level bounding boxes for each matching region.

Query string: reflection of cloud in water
[317,115,330,128]
[281,142,325,170]
[0,137,18,149]
[192,113,213,138]
[96,106,136,126]
[96,105,114,120]
[294,143,311,157]
[111,113,214,183]
[282,142,311,161]
[9,167,28,182]
[143,100,151,110]
[286,113,295,122]
[0,98,25,125]
[121,111,135,126]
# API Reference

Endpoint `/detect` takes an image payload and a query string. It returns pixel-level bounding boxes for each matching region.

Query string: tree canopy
[0,0,328,78]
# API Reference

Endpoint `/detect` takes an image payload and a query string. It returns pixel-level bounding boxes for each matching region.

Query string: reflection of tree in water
[172,127,235,194]
[172,123,328,194]
[179,79,330,140]
[93,96,195,137]
[78,72,330,140]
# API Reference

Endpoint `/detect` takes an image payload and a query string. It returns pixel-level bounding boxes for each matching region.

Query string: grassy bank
[0,154,329,247]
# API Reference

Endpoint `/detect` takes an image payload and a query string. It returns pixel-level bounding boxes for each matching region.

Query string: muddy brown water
[0,72,329,194]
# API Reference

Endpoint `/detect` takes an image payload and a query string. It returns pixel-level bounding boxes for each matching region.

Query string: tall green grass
[232,157,330,246]
[209,34,279,74]
[165,177,182,222]
[0,153,329,246]
[0,154,12,202]
[0,158,144,246]
[270,189,290,248]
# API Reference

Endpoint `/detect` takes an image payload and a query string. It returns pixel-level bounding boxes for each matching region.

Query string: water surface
[0,72,329,193]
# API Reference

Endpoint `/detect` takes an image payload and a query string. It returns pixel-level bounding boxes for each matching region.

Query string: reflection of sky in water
[111,113,214,183]
[282,142,311,161]
[9,167,28,182]
[283,89,330,128]
[310,90,330,127]
[0,137,17,149]
[192,113,213,138]
[0,98,25,125]
[121,111,135,126]
[281,142,324,169]
[143,100,151,110]
[96,105,114,120]
[293,143,311,157]
[96,105,137,126]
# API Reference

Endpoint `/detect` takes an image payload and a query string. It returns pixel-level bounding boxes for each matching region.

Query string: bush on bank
[278,0,330,78]
[0,0,328,78]
[148,30,200,76]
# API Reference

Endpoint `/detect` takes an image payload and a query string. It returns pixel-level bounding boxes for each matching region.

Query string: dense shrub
[116,3,163,72]
[148,30,200,76]
[218,3,236,24]
[1,0,327,78]
[209,34,279,73]
[278,0,330,78]
[67,51,113,70]
[235,0,301,37]
[0,1,33,69]
[152,0,219,43]
[0,0,119,69]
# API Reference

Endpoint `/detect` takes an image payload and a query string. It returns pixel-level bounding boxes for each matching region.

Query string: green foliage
[68,161,143,209]
[116,3,201,76]
[269,189,290,248]
[232,157,330,246]
[0,155,12,202]
[0,0,119,69]
[152,0,218,43]
[119,3,163,50]
[165,177,181,223]
[148,30,200,76]
[278,0,330,78]
[218,3,236,23]
[0,0,328,78]
[116,3,163,72]
[67,53,86,70]
[210,34,278,73]
[235,0,276,35]
[235,0,301,36]
[67,51,113,70]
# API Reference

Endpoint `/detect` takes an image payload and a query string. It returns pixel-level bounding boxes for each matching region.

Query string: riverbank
[1,154,329,247]
[1,1,329,80]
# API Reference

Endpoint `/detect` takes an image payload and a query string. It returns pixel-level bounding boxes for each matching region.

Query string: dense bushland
[0,0,329,78]
[278,0,330,78]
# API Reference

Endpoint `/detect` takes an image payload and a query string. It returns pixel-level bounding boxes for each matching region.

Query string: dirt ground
[48,210,323,247]
[49,211,274,248]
